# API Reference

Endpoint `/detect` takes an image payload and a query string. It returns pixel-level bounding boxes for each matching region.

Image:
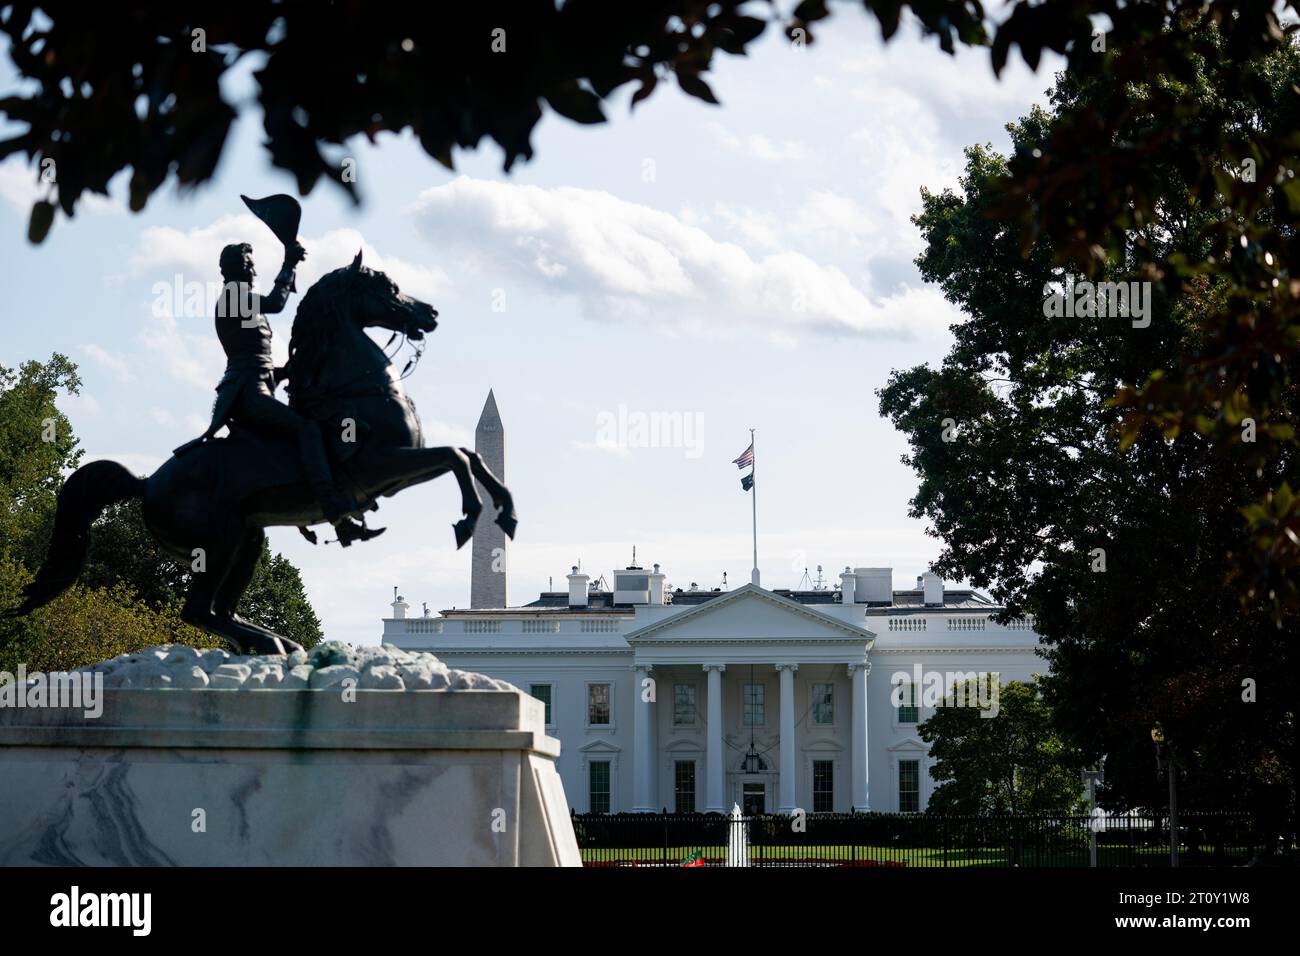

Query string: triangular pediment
[626,584,874,644]
[577,739,622,755]
[887,737,929,753]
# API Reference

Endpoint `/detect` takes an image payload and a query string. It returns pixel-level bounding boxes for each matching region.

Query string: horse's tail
[8,460,146,617]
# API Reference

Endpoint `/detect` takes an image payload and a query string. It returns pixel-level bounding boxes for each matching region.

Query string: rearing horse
[12,251,516,656]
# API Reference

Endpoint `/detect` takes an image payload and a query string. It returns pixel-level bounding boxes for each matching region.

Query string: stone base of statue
[0,643,580,866]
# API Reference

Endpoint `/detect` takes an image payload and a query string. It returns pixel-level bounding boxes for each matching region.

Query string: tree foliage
[0,553,216,674]
[879,38,1296,818]
[0,354,80,569]
[918,679,1086,815]
[236,541,322,650]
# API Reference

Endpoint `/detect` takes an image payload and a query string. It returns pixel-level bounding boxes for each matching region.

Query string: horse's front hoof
[496,510,518,540]
[452,518,474,549]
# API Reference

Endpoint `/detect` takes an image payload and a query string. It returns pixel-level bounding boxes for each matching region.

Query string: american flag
[732,443,754,470]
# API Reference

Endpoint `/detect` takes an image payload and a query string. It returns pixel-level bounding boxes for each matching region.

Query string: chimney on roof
[391,587,410,620]
[567,566,590,608]
[839,566,857,605]
[921,571,944,606]
[648,563,666,605]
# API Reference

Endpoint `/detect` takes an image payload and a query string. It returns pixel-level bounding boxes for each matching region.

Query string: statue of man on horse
[10,196,517,656]
[174,194,379,547]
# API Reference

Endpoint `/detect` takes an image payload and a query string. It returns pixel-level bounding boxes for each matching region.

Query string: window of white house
[673,684,697,725]
[529,684,553,726]
[674,761,696,813]
[812,760,834,813]
[812,683,834,725]
[898,682,919,725]
[588,683,611,725]
[589,761,611,814]
[743,683,765,726]
[898,759,920,813]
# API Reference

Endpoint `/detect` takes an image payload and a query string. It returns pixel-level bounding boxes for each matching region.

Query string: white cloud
[708,190,883,259]
[0,161,40,214]
[127,218,454,392]
[418,419,473,448]
[0,159,122,216]
[795,190,875,242]
[571,438,632,458]
[57,389,101,422]
[710,202,782,252]
[833,32,1054,128]
[409,177,958,340]
[132,218,451,304]
[704,122,812,162]
[131,213,261,278]
[302,228,452,304]
[79,344,135,383]
[149,407,176,428]
[137,309,224,391]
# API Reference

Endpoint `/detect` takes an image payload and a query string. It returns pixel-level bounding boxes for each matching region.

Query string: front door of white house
[742,782,765,815]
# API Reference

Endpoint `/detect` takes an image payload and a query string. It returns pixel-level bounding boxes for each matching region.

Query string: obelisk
[470,389,507,608]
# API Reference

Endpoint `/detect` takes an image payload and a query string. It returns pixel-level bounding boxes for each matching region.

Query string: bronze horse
[12,252,515,655]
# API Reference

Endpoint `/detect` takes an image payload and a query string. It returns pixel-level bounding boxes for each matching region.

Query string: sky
[0,10,1063,645]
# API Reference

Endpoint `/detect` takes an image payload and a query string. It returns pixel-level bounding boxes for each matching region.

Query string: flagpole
[750,428,759,586]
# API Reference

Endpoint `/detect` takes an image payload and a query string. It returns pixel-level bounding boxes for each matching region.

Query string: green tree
[919,679,1085,815]
[0,554,218,674]
[0,355,81,567]
[878,40,1296,821]
[81,500,189,609]
[236,540,323,651]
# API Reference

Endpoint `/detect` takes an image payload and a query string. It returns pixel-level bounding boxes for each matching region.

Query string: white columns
[776,663,798,813]
[849,661,871,811]
[632,663,656,812]
[704,664,726,812]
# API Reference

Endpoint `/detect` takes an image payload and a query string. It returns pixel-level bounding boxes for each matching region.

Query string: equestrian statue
[10,195,516,656]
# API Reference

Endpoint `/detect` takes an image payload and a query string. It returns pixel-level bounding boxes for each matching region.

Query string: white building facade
[384,565,1045,816]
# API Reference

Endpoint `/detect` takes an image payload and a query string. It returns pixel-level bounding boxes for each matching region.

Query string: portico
[626,585,875,814]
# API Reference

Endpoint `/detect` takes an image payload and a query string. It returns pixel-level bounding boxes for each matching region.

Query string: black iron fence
[572,811,1277,867]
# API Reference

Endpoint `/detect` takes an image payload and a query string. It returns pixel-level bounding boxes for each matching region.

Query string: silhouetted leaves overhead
[1,0,1014,241]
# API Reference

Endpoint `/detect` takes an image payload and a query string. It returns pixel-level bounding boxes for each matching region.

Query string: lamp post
[1151,725,1178,868]
[1082,762,1105,868]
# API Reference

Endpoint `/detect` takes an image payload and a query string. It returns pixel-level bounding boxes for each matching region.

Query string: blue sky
[0,11,1061,644]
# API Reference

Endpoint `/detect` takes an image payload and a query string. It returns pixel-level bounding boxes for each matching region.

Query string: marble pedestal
[0,647,580,867]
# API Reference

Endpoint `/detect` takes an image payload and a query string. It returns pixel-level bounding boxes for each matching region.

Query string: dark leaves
[793,0,831,22]
[0,3,778,222]
[544,82,606,125]
[676,71,720,105]
[27,199,53,244]
[629,73,658,111]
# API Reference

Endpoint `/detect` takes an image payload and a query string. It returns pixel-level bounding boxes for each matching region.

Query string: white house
[384,564,1045,816]
[384,393,1044,815]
